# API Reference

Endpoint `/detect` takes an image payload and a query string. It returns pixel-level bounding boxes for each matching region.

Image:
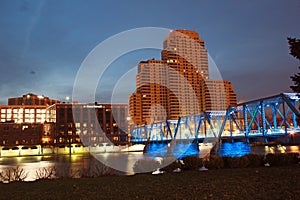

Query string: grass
[0,165,299,200]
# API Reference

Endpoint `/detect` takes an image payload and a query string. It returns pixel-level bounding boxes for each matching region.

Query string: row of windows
[1,109,46,114]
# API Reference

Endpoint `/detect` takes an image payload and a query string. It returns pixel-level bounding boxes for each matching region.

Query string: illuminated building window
[22,125,28,131]
[75,123,80,128]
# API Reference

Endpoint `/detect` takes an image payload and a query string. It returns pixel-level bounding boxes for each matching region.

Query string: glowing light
[42,137,50,143]
[37,95,44,99]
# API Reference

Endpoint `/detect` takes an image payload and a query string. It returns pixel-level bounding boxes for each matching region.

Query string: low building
[46,103,129,146]
[0,122,43,146]
[8,93,61,106]
[0,105,47,123]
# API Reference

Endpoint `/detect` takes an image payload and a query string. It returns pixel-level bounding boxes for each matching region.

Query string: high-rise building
[200,80,236,111]
[129,29,237,125]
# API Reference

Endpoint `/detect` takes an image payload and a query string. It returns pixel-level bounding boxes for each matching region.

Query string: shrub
[266,153,300,166]
[206,155,224,169]
[242,154,264,168]
[285,153,300,164]
[223,156,249,168]
[182,156,203,170]
[160,157,183,172]
[265,153,282,166]
[54,164,79,179]
[35,167,56,180]
[0,166,28,183]
[79,162,117,178]
[133,159,160,174]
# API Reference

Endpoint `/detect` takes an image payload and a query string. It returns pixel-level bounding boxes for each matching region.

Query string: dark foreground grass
[1,165,299,200]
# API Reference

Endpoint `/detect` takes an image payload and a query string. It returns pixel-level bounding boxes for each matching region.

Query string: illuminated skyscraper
[130,30,236,125]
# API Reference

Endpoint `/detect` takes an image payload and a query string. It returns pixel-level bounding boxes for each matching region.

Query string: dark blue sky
[0,0,299,104]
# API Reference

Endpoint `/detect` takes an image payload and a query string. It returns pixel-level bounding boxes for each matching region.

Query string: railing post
[243,105,248,137]
[272,104,277,132]
[230,115,233,142]
[292,100,297,129]
[260,101,266,136]
[283,102,288,135]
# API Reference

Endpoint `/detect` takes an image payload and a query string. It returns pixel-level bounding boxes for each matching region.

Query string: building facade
[0,94,130,147]
[129,29,237,125]
[0,122,43,146]
[200,80,236,111]
[0,105,47,123]
[46,103,129,146]
[8,93,61,106]
[0,93,59,147]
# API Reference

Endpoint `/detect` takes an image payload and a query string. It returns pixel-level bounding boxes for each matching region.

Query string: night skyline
[0,0,300,105]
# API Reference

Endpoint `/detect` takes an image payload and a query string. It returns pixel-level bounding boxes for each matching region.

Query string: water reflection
[144,143,200,159]
[217,142,300,157]
[0,143,299,181]
[217,142,251,157]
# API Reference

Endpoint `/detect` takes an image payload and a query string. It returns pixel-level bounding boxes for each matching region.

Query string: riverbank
[1,165,299,199]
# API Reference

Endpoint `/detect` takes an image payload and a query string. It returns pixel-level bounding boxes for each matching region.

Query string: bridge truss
[130,93,300,143]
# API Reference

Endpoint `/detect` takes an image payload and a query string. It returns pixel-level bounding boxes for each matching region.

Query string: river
[0,142,299,181]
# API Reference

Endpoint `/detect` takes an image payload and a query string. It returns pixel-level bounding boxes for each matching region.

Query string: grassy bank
[0,165,299,200]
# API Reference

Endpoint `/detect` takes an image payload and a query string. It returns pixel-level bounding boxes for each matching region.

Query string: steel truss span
[131,93,300,143]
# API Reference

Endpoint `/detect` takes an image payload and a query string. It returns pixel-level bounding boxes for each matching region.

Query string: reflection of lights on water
[102,153,109,159]
[71,155,79,162]
[288,146,299,153]
[277,145,286,153]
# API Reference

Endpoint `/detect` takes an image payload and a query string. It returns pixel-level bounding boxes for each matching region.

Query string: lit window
[22,125,28,130]
[75,123,80,128]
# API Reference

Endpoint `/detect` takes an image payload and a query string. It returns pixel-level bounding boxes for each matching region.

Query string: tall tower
[129,29,236,125]
[161,30,208,119]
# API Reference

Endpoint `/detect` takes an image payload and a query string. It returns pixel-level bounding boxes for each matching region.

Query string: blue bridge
[130,93,300,144]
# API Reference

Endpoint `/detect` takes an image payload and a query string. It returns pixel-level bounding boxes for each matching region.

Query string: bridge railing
[131,93,300,143]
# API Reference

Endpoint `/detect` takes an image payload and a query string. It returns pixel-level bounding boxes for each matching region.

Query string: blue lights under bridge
[131,93,300,143]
